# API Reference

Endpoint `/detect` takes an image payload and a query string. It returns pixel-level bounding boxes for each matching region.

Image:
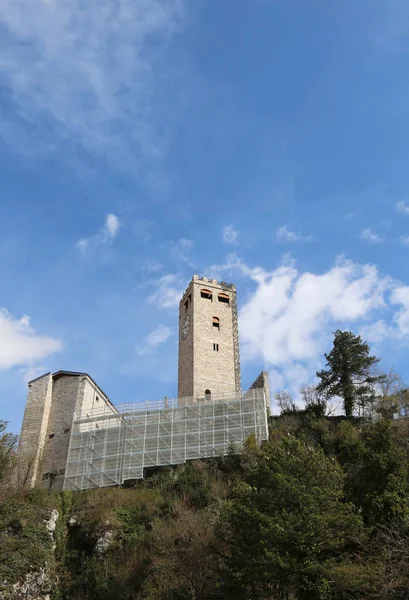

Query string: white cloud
[142,260,163,273]
[136,324,171,355]
[275,225,312,243]
[19,366,48,385]
[0,0,188,173]
[148,274,187,308]
[360,228,384,243]
[400,235,409,246]
[205,255,405,398]
[396,201,409,214]
[146,325,172,347]
[204,252,244,282]
[222,225,239,245]
[239,258,389,368]
[391,286,409,335]
[104,214,120,241]
[77,213,121,252]
[0,310,62,370]
[169,239,194,265]
[360,284,409,343]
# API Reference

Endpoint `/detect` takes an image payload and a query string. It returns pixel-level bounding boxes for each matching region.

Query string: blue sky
[2,0,409,431]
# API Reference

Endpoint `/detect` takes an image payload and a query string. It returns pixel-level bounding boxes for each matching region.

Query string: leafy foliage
[220,436,363,599]
[317,330,385,417]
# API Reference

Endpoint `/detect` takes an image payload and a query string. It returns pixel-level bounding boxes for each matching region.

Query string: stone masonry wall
[40,375,83,490]
[17,373,53,487]
[18,372,119,490]
[76,378,118,431]
[178,275,240,401]
[178,279,194,398]
[249,371,271,409]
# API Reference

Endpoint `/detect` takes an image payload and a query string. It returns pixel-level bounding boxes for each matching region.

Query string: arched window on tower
[201,289,212,300]
[218,292,230,305]
[205,389,211,401]
[212,316,220,330]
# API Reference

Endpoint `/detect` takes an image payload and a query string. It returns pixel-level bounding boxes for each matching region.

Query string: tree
[316,330,385,417]
[375,524,409,596]
[0,420,18,492]
[398,388,409,417]
[221,436,363,599]
[374,368,406,419]
[144,503,221,599]
[354,420,409,526]
[275,391,296,415]
[300,385,328,417]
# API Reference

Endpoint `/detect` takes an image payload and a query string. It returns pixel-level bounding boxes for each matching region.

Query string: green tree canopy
[316,330,384,417]
[220,436,363,599]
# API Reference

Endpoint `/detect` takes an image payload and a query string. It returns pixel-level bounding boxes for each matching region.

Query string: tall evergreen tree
[220,437,363,599]
[316,330,384,417]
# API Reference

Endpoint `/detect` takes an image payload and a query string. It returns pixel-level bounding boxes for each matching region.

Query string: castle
[17,275,270,490]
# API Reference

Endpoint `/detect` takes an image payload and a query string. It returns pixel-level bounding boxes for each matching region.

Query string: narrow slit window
[218,293,230,305]
[212,316,220,330]
[64,428,70,434]
[205,389,211,400]
[201,289,213,300]
[184,299,188,311]
[96,396,100,403]
[48,433,55,439]
[213,343,219,351]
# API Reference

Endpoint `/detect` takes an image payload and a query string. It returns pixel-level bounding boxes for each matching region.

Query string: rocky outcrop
[44,510,59,551]
[95,530,115,556]
[0,509,58,600]
[0,569,53,600]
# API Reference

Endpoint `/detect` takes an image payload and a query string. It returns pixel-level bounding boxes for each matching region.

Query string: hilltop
[2,410,409,600]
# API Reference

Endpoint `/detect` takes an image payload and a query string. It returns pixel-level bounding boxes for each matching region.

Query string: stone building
[17,371,117,489]
[178,275,241,401]
[17,275,270,490]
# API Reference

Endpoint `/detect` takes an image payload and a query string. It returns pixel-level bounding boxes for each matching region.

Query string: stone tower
[17,371,116,490]
[178,275,241,401]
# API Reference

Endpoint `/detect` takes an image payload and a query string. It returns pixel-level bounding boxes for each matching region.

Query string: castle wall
[248,371,271,410]
[18,371,119,490]
[76,377,119,431]
[40,375,83,489]
[17,373,53,487]
[40,375,118,489]
[178,281,194,398]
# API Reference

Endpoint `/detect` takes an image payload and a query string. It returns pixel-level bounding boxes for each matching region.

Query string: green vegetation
[0,488,56,589]
[0,419,17,487]
[3,416,409,599]
[2,331,409,599]
[316,330,385,417]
